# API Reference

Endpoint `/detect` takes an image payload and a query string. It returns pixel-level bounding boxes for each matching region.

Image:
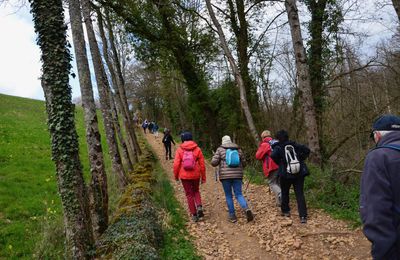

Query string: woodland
[2,0,400,258]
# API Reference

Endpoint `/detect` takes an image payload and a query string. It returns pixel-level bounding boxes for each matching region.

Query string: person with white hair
[360,114,400,259]
[211,135,254,223]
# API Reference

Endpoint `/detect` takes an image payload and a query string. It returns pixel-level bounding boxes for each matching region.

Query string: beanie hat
[261,130,271,139]
[180,131,193,142]
[275,130,289,143]
[221,135,232,145]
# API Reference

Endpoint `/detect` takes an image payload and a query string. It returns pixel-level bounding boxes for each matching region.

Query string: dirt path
[145,134,371,259]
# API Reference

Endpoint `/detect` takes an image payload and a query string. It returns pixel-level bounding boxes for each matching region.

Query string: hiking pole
[244,169,255,194]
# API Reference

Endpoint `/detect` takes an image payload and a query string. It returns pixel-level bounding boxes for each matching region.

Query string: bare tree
[285,0,321,163]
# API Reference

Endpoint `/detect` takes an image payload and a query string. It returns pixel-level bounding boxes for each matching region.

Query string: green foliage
[0,94,116,258]
[305,164,361,227]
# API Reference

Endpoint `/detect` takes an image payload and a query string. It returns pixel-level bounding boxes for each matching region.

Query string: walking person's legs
[181,179,198,221]
[293,176,307,223]
[232,179,254,222]
[167,144,172,159]
[191,179,204,218]
[267,170,281,206]
[221,179,237,222]
[164,144,169,160]
[280,178,291,216]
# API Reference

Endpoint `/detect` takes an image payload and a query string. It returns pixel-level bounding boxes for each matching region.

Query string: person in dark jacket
[162,128,175,160]
[360,114,400,260]
[211,135,254,223]
[270,130,310,224]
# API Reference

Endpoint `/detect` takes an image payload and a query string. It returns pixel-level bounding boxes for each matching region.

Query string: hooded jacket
[255,137,279,177]
[173,141,206,182]
[270,140,310,179]
[211,142,245,180]
[360,131,400,260]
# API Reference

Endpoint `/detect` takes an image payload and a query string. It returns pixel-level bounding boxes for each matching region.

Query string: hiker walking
[142,119,148,134]
[211,135,254,223]
[360,114,400,259]
[162,128,175,160]
[153,122,159,138]
[148,121,154,134]
[173,131,206,222]
[270,130,310,224]
[255,130,281,206]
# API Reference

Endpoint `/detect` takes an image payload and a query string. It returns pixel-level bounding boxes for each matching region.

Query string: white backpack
[285,145,300,174]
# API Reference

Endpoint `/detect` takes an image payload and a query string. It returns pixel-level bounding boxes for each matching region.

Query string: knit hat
[180,131,193,142]
[221,135,232,145]
[275,130,289,143]
[261,130,271,139]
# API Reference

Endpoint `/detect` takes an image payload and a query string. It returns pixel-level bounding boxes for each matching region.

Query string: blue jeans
[221,179,248,215]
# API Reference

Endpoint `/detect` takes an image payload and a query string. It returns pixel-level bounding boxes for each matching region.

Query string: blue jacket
[270,141,310,179]
[360,131,400,260]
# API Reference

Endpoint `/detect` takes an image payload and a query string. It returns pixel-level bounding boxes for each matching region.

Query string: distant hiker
[142,119,148,134]
[360,114,400,259]
[148,121,154,134]
[270,130,310,224]
[255,130,281,206]
[173,131,206,222]
[162,128,175,160]
[211,135,254,223]
[153,122,159,138]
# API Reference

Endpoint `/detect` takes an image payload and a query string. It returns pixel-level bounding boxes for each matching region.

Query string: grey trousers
[266,170,281,206]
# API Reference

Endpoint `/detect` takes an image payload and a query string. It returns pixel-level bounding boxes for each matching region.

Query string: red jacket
[173,141,206,182]
[255,137,279,177]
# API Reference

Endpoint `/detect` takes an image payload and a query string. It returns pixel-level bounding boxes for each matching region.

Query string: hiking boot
[197,205,204,218]
[192,214,199,222]
[246,209,254,222]
[300,216,307,224]
[281,211,291,217]
[228,214,237,223]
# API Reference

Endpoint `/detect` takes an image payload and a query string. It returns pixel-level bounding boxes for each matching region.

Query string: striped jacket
[211,142,245,180]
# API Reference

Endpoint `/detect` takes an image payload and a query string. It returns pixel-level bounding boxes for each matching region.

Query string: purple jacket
[360,131,400,259]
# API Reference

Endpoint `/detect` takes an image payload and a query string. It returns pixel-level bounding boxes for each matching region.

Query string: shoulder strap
[375,144,400,151]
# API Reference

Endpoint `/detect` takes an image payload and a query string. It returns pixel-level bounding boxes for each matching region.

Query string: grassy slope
[0,93,112,258]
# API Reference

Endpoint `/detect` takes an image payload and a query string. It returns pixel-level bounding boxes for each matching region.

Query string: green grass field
[0,93,114,258]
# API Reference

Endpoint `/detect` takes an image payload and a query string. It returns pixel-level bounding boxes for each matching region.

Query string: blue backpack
[226,149,240,167]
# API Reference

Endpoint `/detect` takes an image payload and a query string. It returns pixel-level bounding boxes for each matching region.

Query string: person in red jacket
[173,131,206,222]
[255,130,281,206]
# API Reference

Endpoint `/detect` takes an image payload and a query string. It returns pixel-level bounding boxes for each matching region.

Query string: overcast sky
[0,0,397,101]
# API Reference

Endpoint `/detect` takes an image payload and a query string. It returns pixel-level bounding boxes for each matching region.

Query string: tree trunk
[29,0,94,257]
[81,0,127,188]
[105,11,142,158]
[285,0,321,164]
[392,0,400,22]
[96,9,137,167]
[68,0,108,238]
[205,0,260,146]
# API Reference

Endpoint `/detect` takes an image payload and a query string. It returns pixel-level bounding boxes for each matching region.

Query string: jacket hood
[262,137,273,142]
[181,140,198,150]
[221,142,239,149]
[377,131,400,146]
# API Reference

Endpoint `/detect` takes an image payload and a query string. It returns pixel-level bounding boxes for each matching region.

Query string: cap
[372,114,400,131]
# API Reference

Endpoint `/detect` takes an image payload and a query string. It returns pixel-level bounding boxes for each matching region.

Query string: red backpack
[182,150,196,170]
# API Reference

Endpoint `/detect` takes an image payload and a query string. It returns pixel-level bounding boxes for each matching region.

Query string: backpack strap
[375,144,400,152]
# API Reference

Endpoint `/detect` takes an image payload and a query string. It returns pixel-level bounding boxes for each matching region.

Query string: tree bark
[81,0,127,188]
[105,12,142,158]
[68,0,108,238]
[205,0,260,146]
[285,0,321,164]
[96,9,137,167]
[392,0,400,22]
[29,0,94,257]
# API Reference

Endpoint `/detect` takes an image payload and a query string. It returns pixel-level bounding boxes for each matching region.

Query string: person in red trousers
[173,131,206,222]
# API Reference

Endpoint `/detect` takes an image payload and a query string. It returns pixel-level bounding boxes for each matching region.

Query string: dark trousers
[164,144,172,159]
[280,176,307,218]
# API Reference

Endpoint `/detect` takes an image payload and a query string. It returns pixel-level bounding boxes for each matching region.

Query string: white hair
[376,130,393,137]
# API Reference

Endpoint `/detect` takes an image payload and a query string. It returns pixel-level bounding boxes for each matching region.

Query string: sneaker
[246,209,254,222]
[300,216,307,224]
[281,211,291,217]
[197,205,204,218]
[192,214,199,222]
[228,214,237,223]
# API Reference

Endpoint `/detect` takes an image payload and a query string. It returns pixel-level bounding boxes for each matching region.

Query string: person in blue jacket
[360,114,400,260]
[270,130,310,224]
